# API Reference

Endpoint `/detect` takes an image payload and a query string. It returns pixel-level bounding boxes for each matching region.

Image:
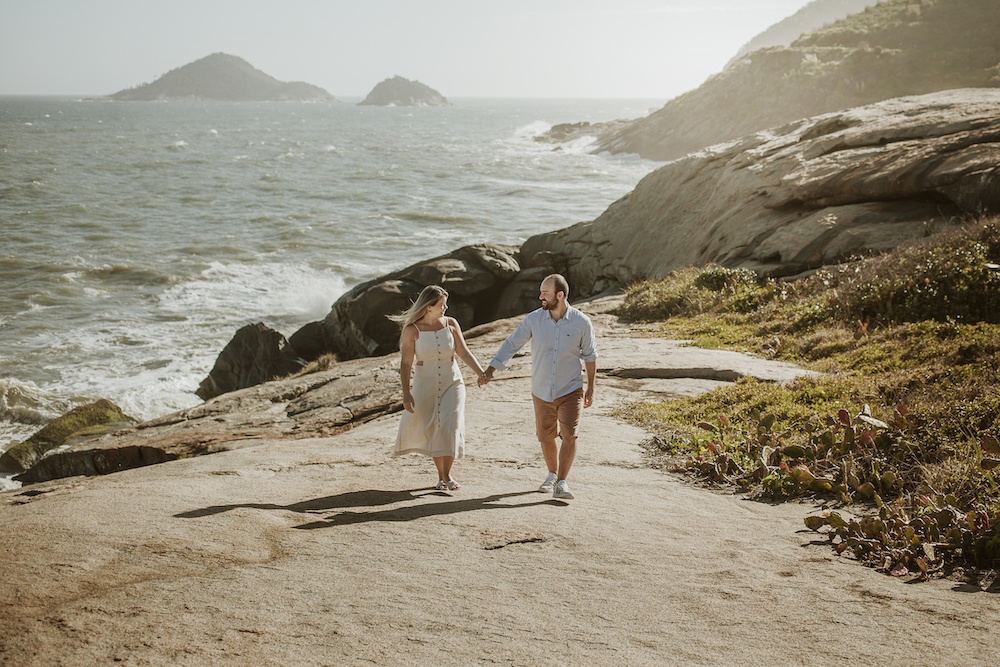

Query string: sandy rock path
[2,300,999,666]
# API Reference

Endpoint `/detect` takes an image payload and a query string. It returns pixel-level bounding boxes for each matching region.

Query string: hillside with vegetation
[727,0,880,66]
[107,53,336,102]
[614,217,1000,585]
[598,0,1000,161]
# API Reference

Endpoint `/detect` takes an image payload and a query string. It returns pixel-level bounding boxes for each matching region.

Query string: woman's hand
[403,392,415,413]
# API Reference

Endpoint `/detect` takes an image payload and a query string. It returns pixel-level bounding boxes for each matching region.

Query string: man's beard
[541,300,551,310]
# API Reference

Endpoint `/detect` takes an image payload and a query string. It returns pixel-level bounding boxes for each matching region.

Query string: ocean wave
[0,377,69,427]
[513,120,551,139]
[81,264,177,286]
[159,260,348,326]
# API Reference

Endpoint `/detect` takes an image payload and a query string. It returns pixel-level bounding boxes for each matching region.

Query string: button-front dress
[394,326,465,458]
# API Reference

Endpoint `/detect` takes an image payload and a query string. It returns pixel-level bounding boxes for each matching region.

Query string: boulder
[524,89,1000,298]
[196,323,305,401]
[494,251,570,319]
[0,399,135,473]
[323,244,520,360]
[288,321,334,362]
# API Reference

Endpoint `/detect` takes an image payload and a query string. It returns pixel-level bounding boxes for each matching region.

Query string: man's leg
[533,395,559,491]
[557,435,576,481]
[553,390,583,499]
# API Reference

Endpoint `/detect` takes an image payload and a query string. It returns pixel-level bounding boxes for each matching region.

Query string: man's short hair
[546,274,569,299]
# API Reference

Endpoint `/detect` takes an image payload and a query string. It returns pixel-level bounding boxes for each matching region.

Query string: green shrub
[616,216,1000,581]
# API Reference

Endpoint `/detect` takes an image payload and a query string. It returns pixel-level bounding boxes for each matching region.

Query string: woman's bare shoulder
[401,323,420,340]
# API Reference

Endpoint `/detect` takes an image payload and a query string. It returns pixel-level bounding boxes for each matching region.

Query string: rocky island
[104,52,336,102]
[358,75,449,106]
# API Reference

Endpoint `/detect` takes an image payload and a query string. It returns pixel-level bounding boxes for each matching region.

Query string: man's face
[539,280,559,310]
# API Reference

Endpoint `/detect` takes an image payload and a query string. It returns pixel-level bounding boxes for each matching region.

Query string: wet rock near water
[196,322,306,401]
[0,399,135,473]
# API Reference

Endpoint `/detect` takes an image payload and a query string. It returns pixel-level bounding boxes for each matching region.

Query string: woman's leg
[434,456,458,488]
[433,456,447,482]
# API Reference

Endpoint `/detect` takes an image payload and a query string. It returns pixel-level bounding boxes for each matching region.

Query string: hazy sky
[1,0,817,99]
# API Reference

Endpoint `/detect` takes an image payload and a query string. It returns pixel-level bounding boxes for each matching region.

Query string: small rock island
[358,76,449,107]
[104,52,336,102]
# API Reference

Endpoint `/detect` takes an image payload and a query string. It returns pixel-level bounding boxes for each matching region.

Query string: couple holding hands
[390,274,597,500]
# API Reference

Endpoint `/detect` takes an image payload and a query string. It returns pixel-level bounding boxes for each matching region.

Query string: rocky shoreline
[5,88,1000,486]
[197,88,1000,403]
[4,297,999,665]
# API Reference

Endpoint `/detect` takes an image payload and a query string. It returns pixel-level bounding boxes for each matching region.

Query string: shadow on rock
[295,489,563,529]
[175,487,436,518]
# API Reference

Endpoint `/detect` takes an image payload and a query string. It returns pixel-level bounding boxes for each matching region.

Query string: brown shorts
[532,389,583,443]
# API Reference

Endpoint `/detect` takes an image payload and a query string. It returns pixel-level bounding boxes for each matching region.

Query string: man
[479,274,597,500]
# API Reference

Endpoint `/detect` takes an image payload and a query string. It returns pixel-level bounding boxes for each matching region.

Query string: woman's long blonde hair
[387,285,449,344]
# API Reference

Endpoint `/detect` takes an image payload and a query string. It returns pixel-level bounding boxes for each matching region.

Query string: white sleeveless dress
[394,326,465,458]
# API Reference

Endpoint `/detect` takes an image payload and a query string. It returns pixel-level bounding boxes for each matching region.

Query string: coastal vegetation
[614,216,1000,586]
[603,0,1000,160]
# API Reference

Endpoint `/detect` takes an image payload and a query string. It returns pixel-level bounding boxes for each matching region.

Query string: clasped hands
[477,367,495,387]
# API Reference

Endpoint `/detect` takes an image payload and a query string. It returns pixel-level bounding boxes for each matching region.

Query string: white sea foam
[513,120,551,139]
[0,474,21,492]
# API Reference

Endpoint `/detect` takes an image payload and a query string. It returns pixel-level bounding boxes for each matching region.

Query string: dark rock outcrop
[526,89,1000,297]
[196,323,305,401]
[322,244,522,360]
[106,53,336,102]
[534,120,634,148]
[598,0,1000,161]
[358,76,448,107]
[0,399,134,473]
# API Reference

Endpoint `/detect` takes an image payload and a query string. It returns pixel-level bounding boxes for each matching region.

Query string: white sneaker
[539,472,557,493]
[553,480,574,500]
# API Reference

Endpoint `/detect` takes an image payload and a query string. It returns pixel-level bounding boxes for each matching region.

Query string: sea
[0,96,663,489]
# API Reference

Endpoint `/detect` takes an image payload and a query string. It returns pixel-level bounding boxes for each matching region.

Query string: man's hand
[584,385,594,408]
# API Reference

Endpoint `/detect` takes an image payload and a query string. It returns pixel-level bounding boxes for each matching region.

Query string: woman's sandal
[435,480,448,490]
[446,479,461,491]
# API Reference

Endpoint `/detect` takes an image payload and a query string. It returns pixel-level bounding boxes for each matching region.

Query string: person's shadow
[175,487,563,528]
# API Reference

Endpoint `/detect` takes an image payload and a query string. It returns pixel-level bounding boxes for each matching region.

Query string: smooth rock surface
[2,296,997,666]
[526,89,1000,297]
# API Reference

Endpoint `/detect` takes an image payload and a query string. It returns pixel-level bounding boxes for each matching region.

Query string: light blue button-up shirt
[489,305,598,402]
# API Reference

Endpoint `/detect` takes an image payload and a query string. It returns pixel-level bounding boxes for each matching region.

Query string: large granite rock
[322,244,521,360]
[525,89,1000,297]
[196,323,305,401]
[16,354,404,485]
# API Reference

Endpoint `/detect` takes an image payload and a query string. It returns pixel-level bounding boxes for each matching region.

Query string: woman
[389,285,485,490]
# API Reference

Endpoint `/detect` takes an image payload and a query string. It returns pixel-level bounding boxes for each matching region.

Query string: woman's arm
[449,318,485,377]
[399,324,418,412]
